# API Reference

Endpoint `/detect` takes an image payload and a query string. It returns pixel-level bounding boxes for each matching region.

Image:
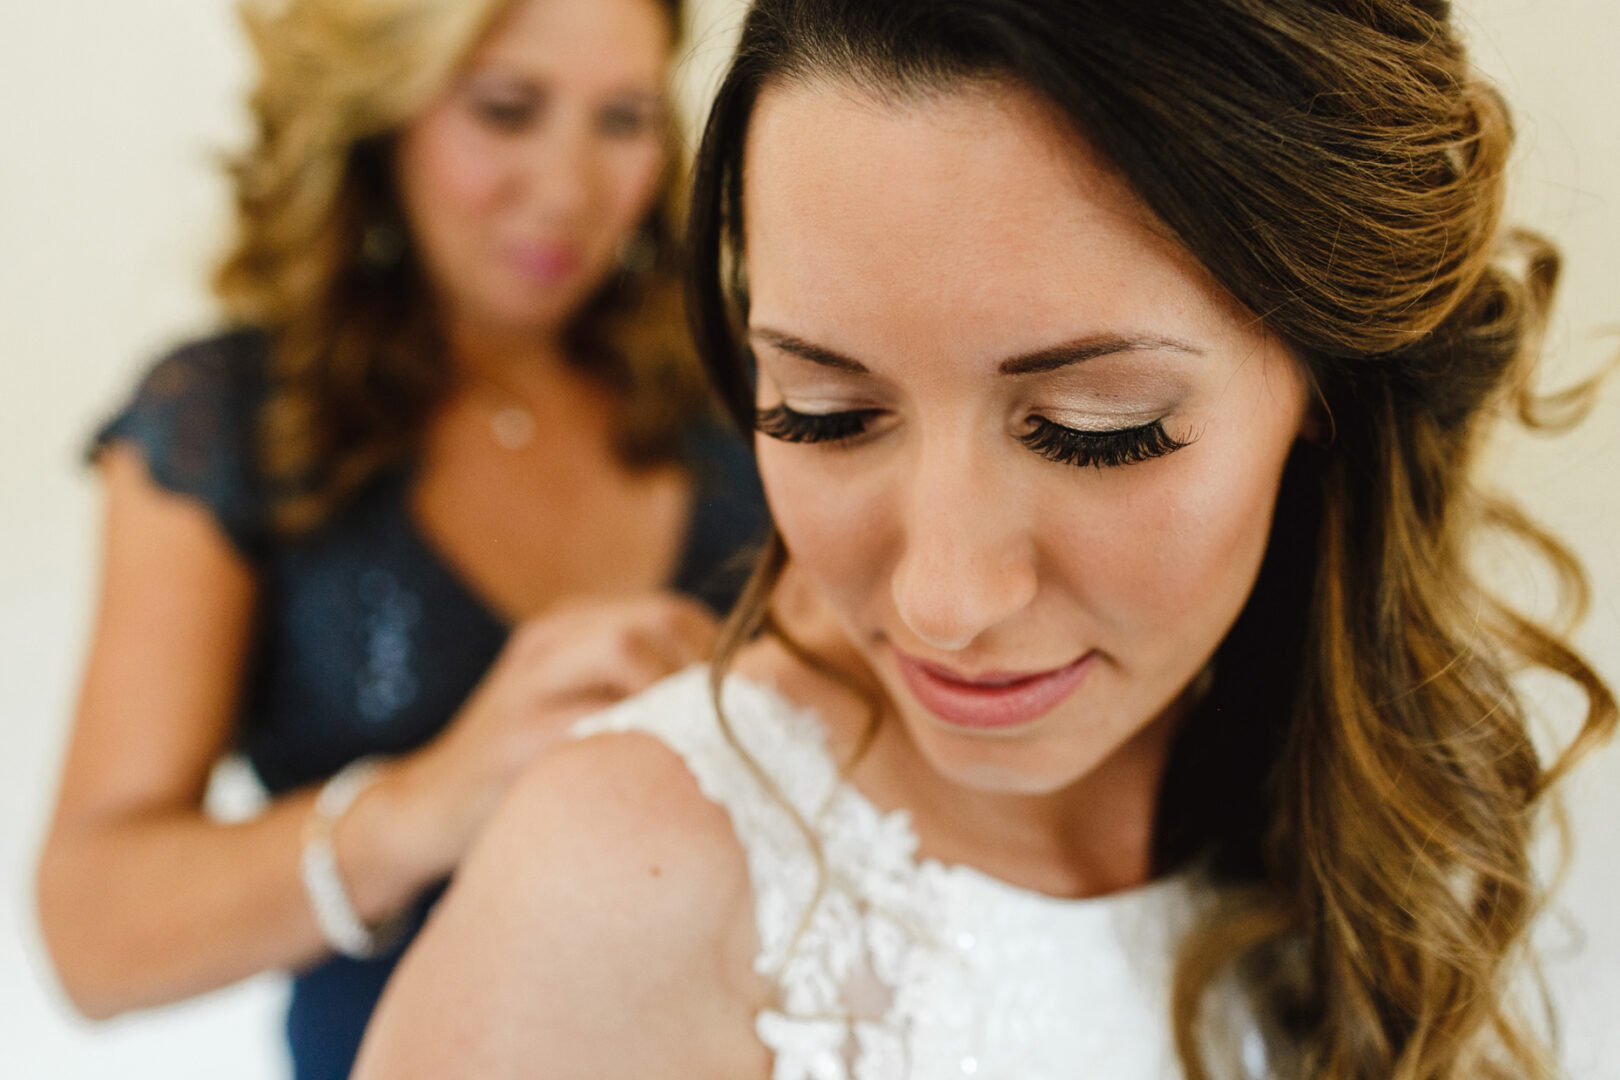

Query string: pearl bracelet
[300,756,408,959]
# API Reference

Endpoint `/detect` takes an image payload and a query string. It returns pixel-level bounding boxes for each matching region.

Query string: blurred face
[745,81,1311,797]
[395,0,672,339]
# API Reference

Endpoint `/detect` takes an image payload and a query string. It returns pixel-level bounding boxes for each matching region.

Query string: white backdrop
[1,2,1614,1078]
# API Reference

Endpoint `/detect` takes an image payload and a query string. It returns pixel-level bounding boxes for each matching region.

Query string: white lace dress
[574,667,1265,1080]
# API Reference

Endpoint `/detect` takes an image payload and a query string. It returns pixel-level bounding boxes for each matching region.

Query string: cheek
[1107,458,1278,629]
[598,141,666,228]
[758,442,892,610]
[397,110,510,246]
[1052,398,1302,666]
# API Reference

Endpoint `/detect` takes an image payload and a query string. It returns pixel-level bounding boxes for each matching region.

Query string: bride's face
[744,80,1311,796]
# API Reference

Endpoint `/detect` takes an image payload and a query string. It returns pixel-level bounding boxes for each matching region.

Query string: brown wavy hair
[687,1,1617,1077]
[215,0,705,534]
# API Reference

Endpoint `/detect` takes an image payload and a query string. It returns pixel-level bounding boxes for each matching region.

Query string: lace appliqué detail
[760,782,946,1080]
[576,671,939,1079]
[573,668,1212,1080]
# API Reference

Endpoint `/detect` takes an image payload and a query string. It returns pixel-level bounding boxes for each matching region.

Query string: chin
[903,715,1098,797]
[487,292,575,334]
[471,272,602,336]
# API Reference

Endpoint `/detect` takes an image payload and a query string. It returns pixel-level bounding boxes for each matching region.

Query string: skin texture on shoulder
[353,728,774,1079]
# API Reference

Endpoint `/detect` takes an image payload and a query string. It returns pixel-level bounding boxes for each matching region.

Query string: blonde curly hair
[215,0,703,534]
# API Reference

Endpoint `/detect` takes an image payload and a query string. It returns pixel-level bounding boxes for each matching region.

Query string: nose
[889,441,1038,653]
[526,116,595,223]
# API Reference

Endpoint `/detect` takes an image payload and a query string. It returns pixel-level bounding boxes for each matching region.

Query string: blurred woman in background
[35,0,763,1076]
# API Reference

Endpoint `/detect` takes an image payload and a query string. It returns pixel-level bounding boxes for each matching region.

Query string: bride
[355,1,1614,1076]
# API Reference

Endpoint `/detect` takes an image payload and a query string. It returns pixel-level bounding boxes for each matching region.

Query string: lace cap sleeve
[89,329,272,561]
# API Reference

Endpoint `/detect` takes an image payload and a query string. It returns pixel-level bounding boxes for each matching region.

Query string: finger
[536,594,715,674]
[505,593,647,659]
[634,595,720,667]
[493,694,624,770]
[522,623,682,704]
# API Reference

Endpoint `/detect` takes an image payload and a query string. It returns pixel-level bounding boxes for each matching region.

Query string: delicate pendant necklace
[489,405,536,450]
[461,368,539,450]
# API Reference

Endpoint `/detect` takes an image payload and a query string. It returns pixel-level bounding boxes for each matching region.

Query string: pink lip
[507,243,582,284]
[892,648,1097,731]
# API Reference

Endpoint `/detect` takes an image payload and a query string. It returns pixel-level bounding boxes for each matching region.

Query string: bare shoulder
[490,728,760,932]
[355,729,772,1080]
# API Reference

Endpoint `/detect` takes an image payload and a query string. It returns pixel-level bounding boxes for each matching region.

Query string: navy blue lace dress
[91,328,768,1079]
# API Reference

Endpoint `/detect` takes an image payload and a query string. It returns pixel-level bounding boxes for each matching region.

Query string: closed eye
[1019,416,1188,468]
[598,103,662,138]
[471,95,539,131]
[756,404,1190,469]
[753,404,877,444]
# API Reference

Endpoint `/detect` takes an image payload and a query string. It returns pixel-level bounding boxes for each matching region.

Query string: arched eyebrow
[749,328,1202,375]
[749,329,868,372]
[997,335,1203,374]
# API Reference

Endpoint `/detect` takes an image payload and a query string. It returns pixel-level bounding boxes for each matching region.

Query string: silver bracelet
[300,756,408,959]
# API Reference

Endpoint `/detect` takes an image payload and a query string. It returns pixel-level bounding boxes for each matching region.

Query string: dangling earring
[614,225,658,279]
[360,221,407,271]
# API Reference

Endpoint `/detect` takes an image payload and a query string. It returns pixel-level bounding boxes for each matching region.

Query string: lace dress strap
[571,668,931,1080]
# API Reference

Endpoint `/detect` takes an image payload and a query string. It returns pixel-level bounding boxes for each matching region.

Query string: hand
[383,592,718,885]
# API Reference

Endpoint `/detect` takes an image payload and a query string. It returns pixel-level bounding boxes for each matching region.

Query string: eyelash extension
[753,404,874,444]
[755,404,1188,469]
[1019,417,1188,469]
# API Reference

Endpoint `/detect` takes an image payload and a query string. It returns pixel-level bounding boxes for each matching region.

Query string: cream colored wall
[0,2,1613,1077]
[1462,5,1620,1075]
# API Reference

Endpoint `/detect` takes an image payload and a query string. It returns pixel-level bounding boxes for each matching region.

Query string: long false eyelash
[756,404,1189,469]
[1019,416,1189,468]
[754,404,874,443]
